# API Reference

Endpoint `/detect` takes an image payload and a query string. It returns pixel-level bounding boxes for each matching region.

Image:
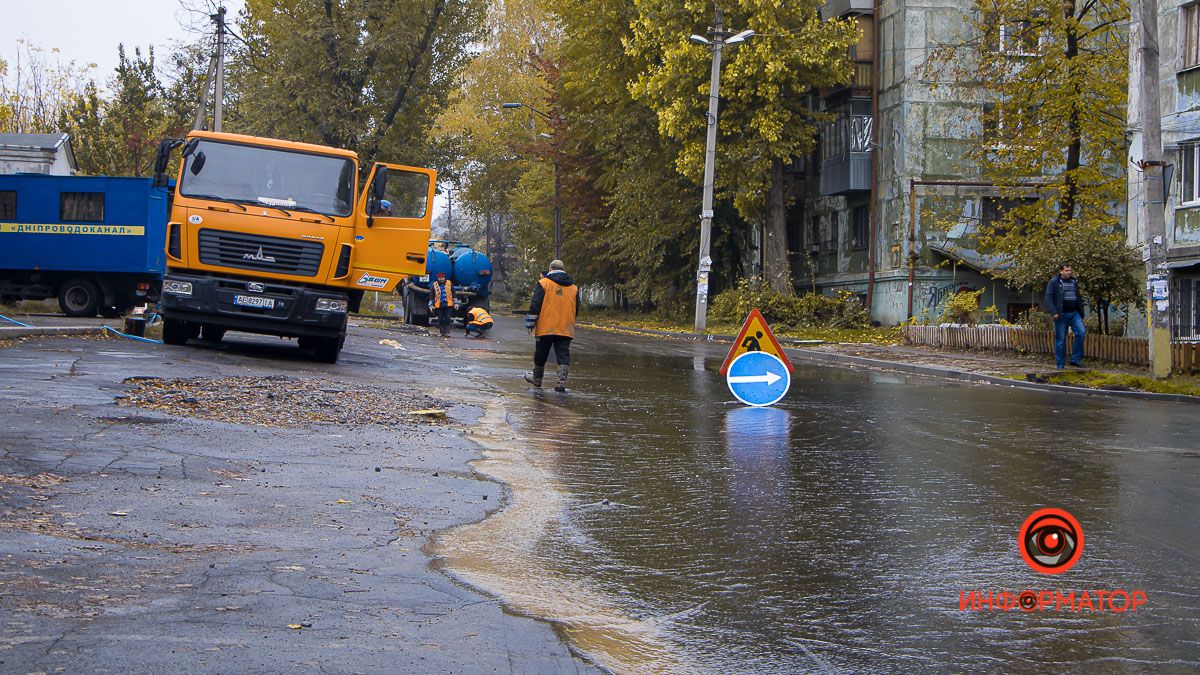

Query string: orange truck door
[350,163,436,292]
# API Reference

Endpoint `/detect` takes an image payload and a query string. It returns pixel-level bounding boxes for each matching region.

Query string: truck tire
[162,318,196,345]
[58,278,101,317]
[200,325,226,343]
[313,335,341,363]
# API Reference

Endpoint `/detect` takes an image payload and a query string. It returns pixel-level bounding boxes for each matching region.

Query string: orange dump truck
[152,131,434,363]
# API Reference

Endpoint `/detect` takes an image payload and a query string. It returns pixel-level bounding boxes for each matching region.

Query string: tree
[926,0,1134,313]
[624,0,858,294]
[0,39,95,134]
[230,0,486,167]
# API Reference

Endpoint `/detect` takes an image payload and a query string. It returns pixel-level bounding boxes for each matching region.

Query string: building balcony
[820,0,873,21]
[820,153,872,195]
[819,113,873,195]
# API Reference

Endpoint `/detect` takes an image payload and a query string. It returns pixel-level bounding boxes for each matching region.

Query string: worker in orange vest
[464,306,493,338]
[524,260,580,392]
[428,272,454,337]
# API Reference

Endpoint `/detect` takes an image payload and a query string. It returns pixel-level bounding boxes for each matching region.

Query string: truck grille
[197,229,323,277]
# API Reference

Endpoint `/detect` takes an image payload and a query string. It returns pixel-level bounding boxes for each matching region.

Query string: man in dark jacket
[524,260,580,392]
[1044,264,1086,369]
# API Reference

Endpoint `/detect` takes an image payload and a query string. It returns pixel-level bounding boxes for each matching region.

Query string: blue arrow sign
[726,351,791,407]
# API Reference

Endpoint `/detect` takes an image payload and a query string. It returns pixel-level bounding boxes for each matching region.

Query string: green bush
[938,289,984,325]
[709,278,870,329]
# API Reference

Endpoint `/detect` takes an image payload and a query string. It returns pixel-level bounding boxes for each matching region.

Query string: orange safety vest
[430,279,454,308]
[467,307,493,326]
[534,276,578,338]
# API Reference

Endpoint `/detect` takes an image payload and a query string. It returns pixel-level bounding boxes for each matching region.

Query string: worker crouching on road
[524,260,580,392]
[428,272,454,338]
[464,306,493,338]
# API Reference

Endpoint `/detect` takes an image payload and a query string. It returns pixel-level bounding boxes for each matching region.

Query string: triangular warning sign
[719,308,794,375]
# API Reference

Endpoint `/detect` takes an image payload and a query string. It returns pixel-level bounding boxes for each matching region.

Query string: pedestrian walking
[428,272,454,337]
[1044,264,1086,369]
[464,306,493,338]
[524,260,580,392]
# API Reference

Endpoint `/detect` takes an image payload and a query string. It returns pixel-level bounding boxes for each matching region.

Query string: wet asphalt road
[0,316,595,674]
[3,313,1200,673]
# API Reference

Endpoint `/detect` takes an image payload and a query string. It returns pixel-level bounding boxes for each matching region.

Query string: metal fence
[900,325,1200,372]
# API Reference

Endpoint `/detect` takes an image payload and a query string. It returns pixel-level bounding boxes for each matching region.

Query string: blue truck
[400,241,493,326]
[0,174,167,317]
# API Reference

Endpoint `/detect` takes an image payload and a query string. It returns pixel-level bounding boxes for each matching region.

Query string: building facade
[0,133,77,176]
[1128,2,1200,340]
[792,0,1035,325]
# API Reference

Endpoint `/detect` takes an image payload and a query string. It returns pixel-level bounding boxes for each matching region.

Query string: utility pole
[191,6,228,132]
[213,5,226,132]
[1137,0,1172,378]
[693,9,726,334]
[689,10,754,333]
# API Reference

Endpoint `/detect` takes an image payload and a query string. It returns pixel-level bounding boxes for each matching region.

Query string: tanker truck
[400,240,492,327]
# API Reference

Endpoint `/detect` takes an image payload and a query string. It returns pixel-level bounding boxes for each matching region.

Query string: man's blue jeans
[1054,311,1086,367]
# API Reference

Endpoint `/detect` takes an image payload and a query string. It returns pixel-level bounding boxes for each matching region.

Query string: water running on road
[437,325,1200,671]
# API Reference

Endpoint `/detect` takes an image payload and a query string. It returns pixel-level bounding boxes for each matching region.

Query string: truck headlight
[163,280,193,296]
[315,298,348,313]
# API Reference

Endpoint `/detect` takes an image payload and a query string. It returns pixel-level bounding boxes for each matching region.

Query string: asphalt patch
[117,375,450,428]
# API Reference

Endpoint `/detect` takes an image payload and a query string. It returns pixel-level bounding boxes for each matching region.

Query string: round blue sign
[726,351,791,407]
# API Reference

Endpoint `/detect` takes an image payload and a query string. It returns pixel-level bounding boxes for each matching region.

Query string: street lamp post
[502,102,562,260]
[688,11,754,333]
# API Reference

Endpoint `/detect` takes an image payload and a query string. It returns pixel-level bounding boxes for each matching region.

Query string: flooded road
[437,318,1200,672]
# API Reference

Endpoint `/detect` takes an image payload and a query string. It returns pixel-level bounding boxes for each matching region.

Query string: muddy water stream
[436,324,1200,672]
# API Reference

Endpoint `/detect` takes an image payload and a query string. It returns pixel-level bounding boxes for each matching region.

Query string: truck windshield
[179,140,356,218]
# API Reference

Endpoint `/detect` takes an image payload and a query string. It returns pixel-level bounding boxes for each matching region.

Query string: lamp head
[688,34,711,46]
[726,29,755,44]
[501,102,523,109]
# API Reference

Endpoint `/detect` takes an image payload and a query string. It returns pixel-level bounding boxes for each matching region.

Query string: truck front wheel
[162,318,197,346]
[313,335,341,363]
[58,278,100,317]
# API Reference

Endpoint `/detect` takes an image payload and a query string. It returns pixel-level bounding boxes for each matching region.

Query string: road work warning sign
[719,308,794,375]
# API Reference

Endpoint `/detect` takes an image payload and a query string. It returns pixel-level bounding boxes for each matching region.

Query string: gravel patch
[117,375,450,428]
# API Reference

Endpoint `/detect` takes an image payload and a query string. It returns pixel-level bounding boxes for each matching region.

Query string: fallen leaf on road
[408,409,447,419]
[336,499,352,504]
[276,565,306,572]
[287,624,304,630]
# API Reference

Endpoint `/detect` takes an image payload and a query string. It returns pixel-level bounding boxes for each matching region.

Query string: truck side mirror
[189,151,207,176]
[152,138,183,188]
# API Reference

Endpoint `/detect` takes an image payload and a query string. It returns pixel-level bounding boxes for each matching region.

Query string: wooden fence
[901,325,1200,371]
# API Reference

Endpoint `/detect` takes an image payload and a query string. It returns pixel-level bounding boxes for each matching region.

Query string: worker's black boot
[554,366,569,393]
[524,367,544,388]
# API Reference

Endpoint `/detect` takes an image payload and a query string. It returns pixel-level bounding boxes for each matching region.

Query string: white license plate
[419,275,429,282]
[233,294,275,309]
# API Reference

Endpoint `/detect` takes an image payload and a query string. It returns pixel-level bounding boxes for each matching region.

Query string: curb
[581,322,1200,405]
[0,326,106,339]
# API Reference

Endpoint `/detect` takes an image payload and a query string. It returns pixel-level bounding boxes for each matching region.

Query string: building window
[984,16,1040,56]
[810,215,821,252]
[851,205,869,249]
[981,196,1038,237]
[827,211,840,252]
[0,191,14,220]
[60,192,104,223]
[1183,144,1200,206]
[1184,4,1200,70]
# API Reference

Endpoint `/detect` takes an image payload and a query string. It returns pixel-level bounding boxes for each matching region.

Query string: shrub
[709,278,870,329]
[938,289,984,325]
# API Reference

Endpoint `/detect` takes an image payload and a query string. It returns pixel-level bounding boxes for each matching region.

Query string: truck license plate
[233,294,275,309]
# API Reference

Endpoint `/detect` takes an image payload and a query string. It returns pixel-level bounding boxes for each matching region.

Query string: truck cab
[157,131,435,362]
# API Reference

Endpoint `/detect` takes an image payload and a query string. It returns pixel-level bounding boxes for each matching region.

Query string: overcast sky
[2,1,245,90]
